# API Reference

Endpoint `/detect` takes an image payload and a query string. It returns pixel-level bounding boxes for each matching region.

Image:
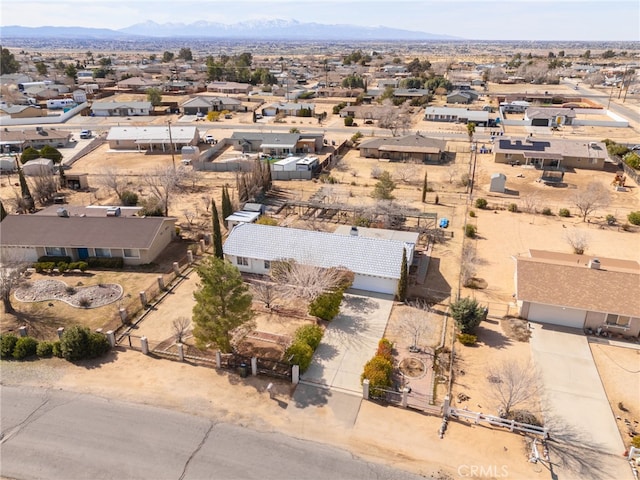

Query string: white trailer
[46,99,76,110]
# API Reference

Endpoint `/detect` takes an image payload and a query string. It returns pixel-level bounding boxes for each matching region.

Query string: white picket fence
[447,406,548,437]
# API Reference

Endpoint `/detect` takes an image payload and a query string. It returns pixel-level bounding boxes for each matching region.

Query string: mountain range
[2,20,458,41]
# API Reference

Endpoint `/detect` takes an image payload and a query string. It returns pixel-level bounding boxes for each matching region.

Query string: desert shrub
[475,198,488,209]
[460,173,470,187]
[37,255,72,264]
[628,211,640,226]
[294,324,324,351]
[255,216,278,226]
[457,333,477,346]
[78,297,92,308]
[57,262,69,273]
[52,341,63,358]
[506,410,542,426]
[60,325,110,361]
[361,355,394,396]
[309,290,344,321]
[507,203,518,213]
[468,210,476,218]
[0,334,19,359]
[65,286,76,294]
[68,261,88,272]
[450,297,485,334]
[465,224,477,238]
[344,116,354,127]
[376,338,393,362]
[13,337,38,359]
[631,436,640,449]
[285,340,313,373]
[623,152,640,169]
[87,257,124,269]
[541,207,553,216]
[606,214,616,225]
[120,190,139,206]
[36,341,54,357]
[34,263,45,273]
[558,208,571,217]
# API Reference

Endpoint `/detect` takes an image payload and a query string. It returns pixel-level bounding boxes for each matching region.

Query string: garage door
[528,303,586,328]
[352,274,397,295]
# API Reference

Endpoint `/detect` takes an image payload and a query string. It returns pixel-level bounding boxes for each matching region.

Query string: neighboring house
[72,90,88,103]
[116,77,162,92]
[181,96,246,115]
[393,88,430,99]
[447,89,479,104]
[315,87,363,98]
[261,102,315,117]
[0,128,73,150]
[359,133,447,163]
[338,105,389,120]
[106,126,199,151]
[228,132,324,157]
[424,107,490,125]
[91,101,152,117]
[524,107,576,127]
[206,81,253,95]
[493,137,608,170]
[34,205,141,217]
[0,105,45,118]
[22,158,54,176]
[515,250,640,337]
[0,213,176,266]
[223,223,414,295]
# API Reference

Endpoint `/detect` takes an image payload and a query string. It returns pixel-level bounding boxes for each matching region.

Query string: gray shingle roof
[223,224,407,279]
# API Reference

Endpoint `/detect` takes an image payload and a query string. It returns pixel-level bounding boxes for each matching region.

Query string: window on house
[264,260,271,270]
[606,313,630,327]
[45,247,66,256]
[94,248,111,258]
[123,248,139,258]
[236,256,249,266]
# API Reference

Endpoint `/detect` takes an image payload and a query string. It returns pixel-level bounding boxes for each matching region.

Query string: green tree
[467,122,476,142]
[342,74,365,89]
[0,334,18,359]
[178,47,193,61]
[12,337,38,360]
[20,146,40,164]
[396,249,408,302]
[421,171,428,203]
[146,87,162,107]
[60,325,110,361]
[285,341,313,372]
[35,62,48,75]
[221,186,233,223]
[399,77,424,89]
[309,290,344,321]
[294,324,324,350]
[64,63,77,80]
[450,297,485,334]
[344,116,354,127]
[162,51,174,63]
[628,211,640,226]
[17,164,35,212]
[192,257,254,353]
[211,199,223,259]
[39,145,63,163]
[372,171,396,200]
[1,47,20,74]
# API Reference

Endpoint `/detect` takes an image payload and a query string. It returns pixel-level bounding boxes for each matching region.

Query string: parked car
[196,111,205,119]
[204,135,215,144]
[79,129,92,139]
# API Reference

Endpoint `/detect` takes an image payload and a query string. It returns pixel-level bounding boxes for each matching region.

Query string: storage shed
[22,158,54,176]
[489,173,506,193]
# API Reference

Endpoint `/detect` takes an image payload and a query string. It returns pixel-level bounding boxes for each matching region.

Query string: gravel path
[14,279,122,309]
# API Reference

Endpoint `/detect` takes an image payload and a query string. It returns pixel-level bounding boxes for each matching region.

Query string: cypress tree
[0,199,7,221]
[17,164,35,212]
[396,249,408,302]
[421,171,428,203]
[221,185,233,222]
[211,199,223,259]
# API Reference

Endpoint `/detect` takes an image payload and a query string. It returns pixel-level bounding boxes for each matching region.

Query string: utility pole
[167,120,176,170]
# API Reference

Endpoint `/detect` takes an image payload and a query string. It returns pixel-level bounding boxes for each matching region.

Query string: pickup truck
[79,129,92,139]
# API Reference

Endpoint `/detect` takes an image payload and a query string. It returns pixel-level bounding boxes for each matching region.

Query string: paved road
[0,385,425,480]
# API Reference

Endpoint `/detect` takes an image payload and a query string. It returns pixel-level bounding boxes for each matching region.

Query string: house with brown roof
[0,128,73,150]
[0,213,176,266]
[515,250,640,337]
[206,81,252,95]
[493,137,609,170]
[359,133,447,163]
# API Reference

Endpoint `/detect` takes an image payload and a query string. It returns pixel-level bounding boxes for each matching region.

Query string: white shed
[489,173,506,193]
[22,158,54,176]
[0,156,17,172]
[272,156,302,171]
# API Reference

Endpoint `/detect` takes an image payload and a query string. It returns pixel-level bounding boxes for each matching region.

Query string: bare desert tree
[571,181,610,222]
[172,316,191,344]
[97,167,127,202]
[182,209,198,229]
[486,360,542,417]
[270,259,353,301]
[394,164,419,184]
[565,229,590,255]
[143,165,186,217]
[460,242,479,287]
[31,173,58,206]
[446,164,459,184]
[396,308,432,351]
[0,251,29,314]
[520,193,541,214]
[250,280,280,309]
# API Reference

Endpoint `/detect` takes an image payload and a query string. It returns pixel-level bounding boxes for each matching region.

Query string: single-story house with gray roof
[91,101,152,117]
[107,126,199,151]
[181,96,245,115]
[0,214,176,266]
[228,132,324,157]
[223,223,415,294]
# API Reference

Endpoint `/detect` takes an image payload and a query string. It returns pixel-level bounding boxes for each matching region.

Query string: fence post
[215,351,221,368]
[292,365,300,384]
[199,239,206,252]
[18,326,28,337]
[187,250,194,264]
[510,419,515,432]
[173,262,180,276]
[106,330,115,348]
[443,395,451,417]
[139,291,148,308]
[119,307,127,323]
[140,336,149,355]
[177,343,184,362]
[251,357,257,376]
[402,387,409,408]
[362,379,370,400]
[157,276,165,291]
[57,327,65,339]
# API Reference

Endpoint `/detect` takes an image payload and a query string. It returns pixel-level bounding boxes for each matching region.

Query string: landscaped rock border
[14,279,123,309]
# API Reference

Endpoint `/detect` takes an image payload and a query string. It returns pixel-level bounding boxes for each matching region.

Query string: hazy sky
[1,0,639,41]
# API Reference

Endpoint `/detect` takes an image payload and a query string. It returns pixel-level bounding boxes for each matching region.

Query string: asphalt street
[0,385,425,480]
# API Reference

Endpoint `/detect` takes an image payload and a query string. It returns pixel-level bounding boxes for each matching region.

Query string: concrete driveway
[301,290,394,395]
[530,324,630,479]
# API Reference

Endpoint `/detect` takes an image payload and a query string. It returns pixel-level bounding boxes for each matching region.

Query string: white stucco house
[223,224,415,295]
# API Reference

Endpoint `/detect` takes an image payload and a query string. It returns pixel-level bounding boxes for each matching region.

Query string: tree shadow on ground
[476,324,512,350]
[312,343,339,362]
[72,349,120,369]
[292,382,332,408]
